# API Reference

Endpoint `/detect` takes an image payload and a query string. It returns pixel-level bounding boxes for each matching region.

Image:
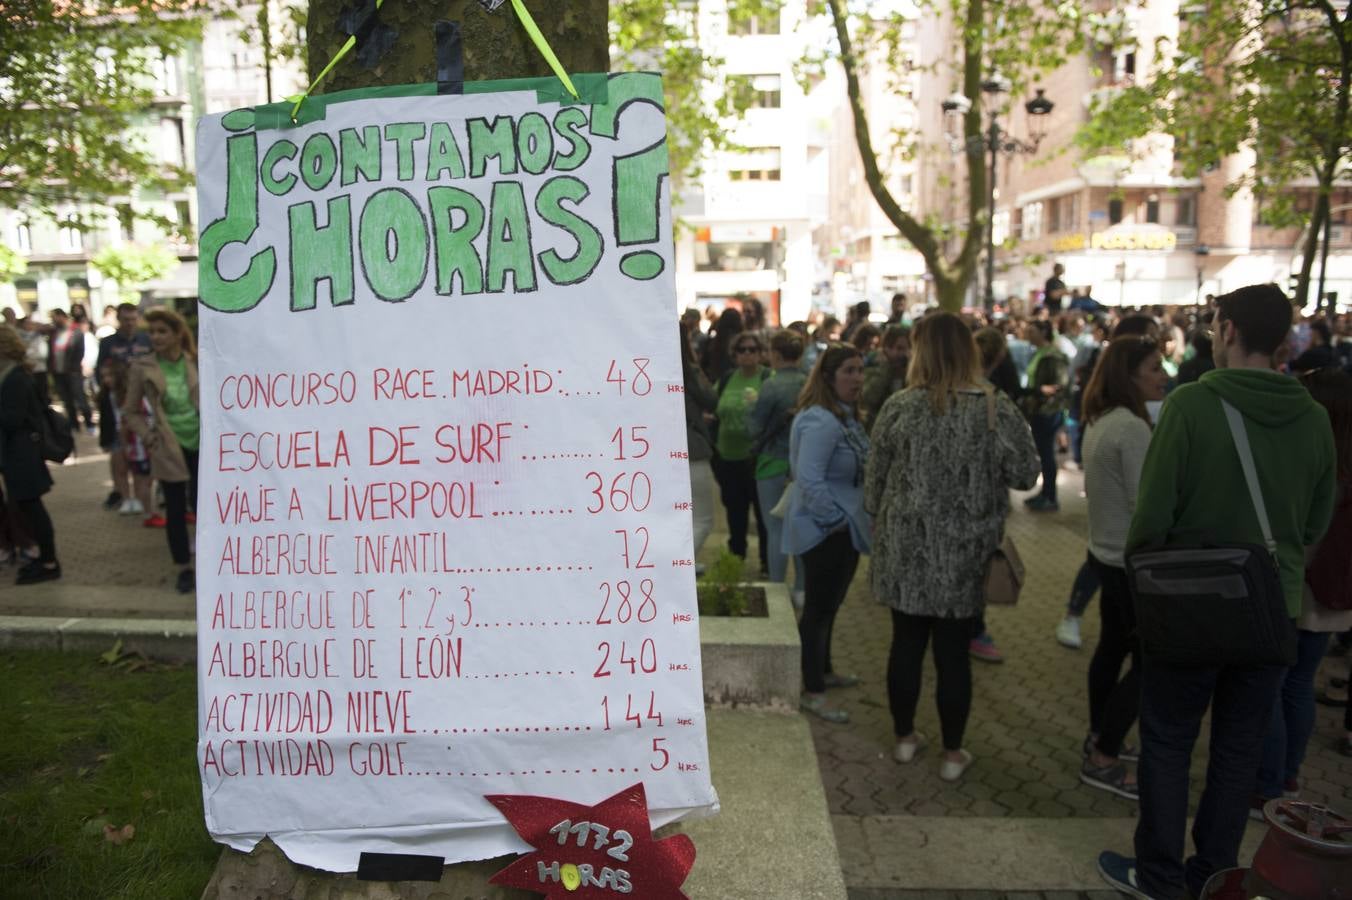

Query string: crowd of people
[2,279,1349,896]
[683,283,1351,898]
[0,303,201,592]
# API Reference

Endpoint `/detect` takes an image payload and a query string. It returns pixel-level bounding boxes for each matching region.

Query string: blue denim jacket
[783,405,871,555]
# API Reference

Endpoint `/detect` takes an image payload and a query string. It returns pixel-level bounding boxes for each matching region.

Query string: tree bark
[306,0,608,91]
[827,0,985,311]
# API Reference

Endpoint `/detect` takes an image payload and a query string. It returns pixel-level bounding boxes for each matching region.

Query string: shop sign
[1050,230,1178,253]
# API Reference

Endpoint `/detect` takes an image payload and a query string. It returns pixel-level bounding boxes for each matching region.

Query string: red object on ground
[1201,800,1352,899]
[486,782,696,899]
[142,515,166,528]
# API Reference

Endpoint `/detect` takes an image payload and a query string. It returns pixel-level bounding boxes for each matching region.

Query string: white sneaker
[939,749,974,782]
[894,733,927,764]
[1056,616,1082,649]
[120,498,145,515]
[791,589,805,611]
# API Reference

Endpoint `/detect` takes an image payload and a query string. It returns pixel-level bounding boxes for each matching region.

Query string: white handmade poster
[194,73,717,872]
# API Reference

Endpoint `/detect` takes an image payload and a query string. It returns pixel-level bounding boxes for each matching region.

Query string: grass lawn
[0,648,219,898]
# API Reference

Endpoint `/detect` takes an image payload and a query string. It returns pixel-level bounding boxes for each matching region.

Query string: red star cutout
[486,782,696,899]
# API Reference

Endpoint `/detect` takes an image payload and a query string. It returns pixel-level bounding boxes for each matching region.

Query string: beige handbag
[981,389,1025,606]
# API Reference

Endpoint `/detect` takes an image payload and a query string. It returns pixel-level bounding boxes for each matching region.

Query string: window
[1108,198,1124,225]
[15,280,38,313]
[1114,51,1136,83]
[116,204,135,243]
[1048,197,1062,233]
[1023,202,1044,240]
[175,200,193,236]
[728,1,780,35]
[1065,193,1081,232]
[59,210,83,253]
[12,217,32,254]
[729,74,781,109]
[155,54,179,95]
[728,147,781,181]
[161,116,185,167]
[1175,194,1196,226]
[1145,195,1160,224]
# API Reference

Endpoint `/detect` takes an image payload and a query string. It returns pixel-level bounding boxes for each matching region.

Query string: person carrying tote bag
[1097,284,1336,900]
[864,313,1038,781]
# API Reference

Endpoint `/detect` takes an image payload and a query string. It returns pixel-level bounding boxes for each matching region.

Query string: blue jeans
[1029,411,1063,503]
[756,475,803,592]
[1067,553,1100,616]
[1134,656,1283,899]
[1256,629,1331,799]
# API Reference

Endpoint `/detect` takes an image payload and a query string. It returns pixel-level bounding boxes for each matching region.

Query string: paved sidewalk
[697,463,1350,894]
[5,440,1350,895]
[2,431,194,617]
[803,468,1350,821]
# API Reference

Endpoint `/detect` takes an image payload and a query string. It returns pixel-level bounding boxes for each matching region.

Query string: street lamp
[944,84,1054,313]
[1193,244,1210,305]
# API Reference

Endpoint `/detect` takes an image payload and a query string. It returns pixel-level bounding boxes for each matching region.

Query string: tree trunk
[306,0,608,91]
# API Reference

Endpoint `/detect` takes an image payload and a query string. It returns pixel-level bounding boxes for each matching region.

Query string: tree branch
[825,0,941,265]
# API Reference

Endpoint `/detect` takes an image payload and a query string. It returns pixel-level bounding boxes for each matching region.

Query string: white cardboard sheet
[194,75,717,872]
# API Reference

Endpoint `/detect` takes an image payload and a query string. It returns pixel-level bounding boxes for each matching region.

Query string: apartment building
[1,5,303,319]
[672,0,825,325]
[911,1,1350,310]
[815,5,928,313]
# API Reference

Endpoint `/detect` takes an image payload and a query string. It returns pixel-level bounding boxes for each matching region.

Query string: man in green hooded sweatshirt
[1097,284,1336,900]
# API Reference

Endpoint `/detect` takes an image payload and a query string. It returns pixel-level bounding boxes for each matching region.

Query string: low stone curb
[0,614,197,660]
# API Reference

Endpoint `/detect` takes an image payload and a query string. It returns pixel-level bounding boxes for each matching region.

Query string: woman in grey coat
[864,313,1038,781]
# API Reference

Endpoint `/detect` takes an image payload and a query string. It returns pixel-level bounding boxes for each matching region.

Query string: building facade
[672,0,826,325]
[1,4,304,319]
[902,0,1350,312]
[814,4,928,315]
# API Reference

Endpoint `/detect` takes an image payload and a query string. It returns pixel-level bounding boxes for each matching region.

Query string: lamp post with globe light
[943,81,1054,314]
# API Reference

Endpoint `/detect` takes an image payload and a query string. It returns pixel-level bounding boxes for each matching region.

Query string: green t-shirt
[158,356,200,451]
[715,369,764,461]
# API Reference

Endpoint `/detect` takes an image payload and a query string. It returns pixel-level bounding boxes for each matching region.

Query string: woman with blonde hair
[123,308,200,593]
[865,312,1038,780]
[0,324,60,583]
[783,343,870,723]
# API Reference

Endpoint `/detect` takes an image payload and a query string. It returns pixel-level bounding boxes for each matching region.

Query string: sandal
[800,694,849,724]
[823,672,862,689]
[1080,759,1139,800]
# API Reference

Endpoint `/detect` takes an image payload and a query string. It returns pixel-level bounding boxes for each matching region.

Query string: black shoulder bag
[1125,400,1296,667]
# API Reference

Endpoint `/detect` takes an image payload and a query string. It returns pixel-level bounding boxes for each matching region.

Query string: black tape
[338,0,398,70]
[436,21,465,95]
[356,851,445,882]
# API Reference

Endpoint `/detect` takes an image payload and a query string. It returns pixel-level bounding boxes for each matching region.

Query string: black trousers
[1029,412,1062,502]
[164,449,199,566]
[15,497,56,563]
[711,455,768,571]
[52,371,93,430]
[1086,554,1140,757]
[1134,657,1282,899]
[887,610,975,750]
[798,530,858,693]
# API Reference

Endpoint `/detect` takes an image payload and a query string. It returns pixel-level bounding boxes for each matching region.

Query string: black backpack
[39,404,74,463]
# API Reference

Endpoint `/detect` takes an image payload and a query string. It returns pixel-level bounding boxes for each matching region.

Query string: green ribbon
[286,0,580,124]
[289,0,387,123]
[509,0,580,101]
